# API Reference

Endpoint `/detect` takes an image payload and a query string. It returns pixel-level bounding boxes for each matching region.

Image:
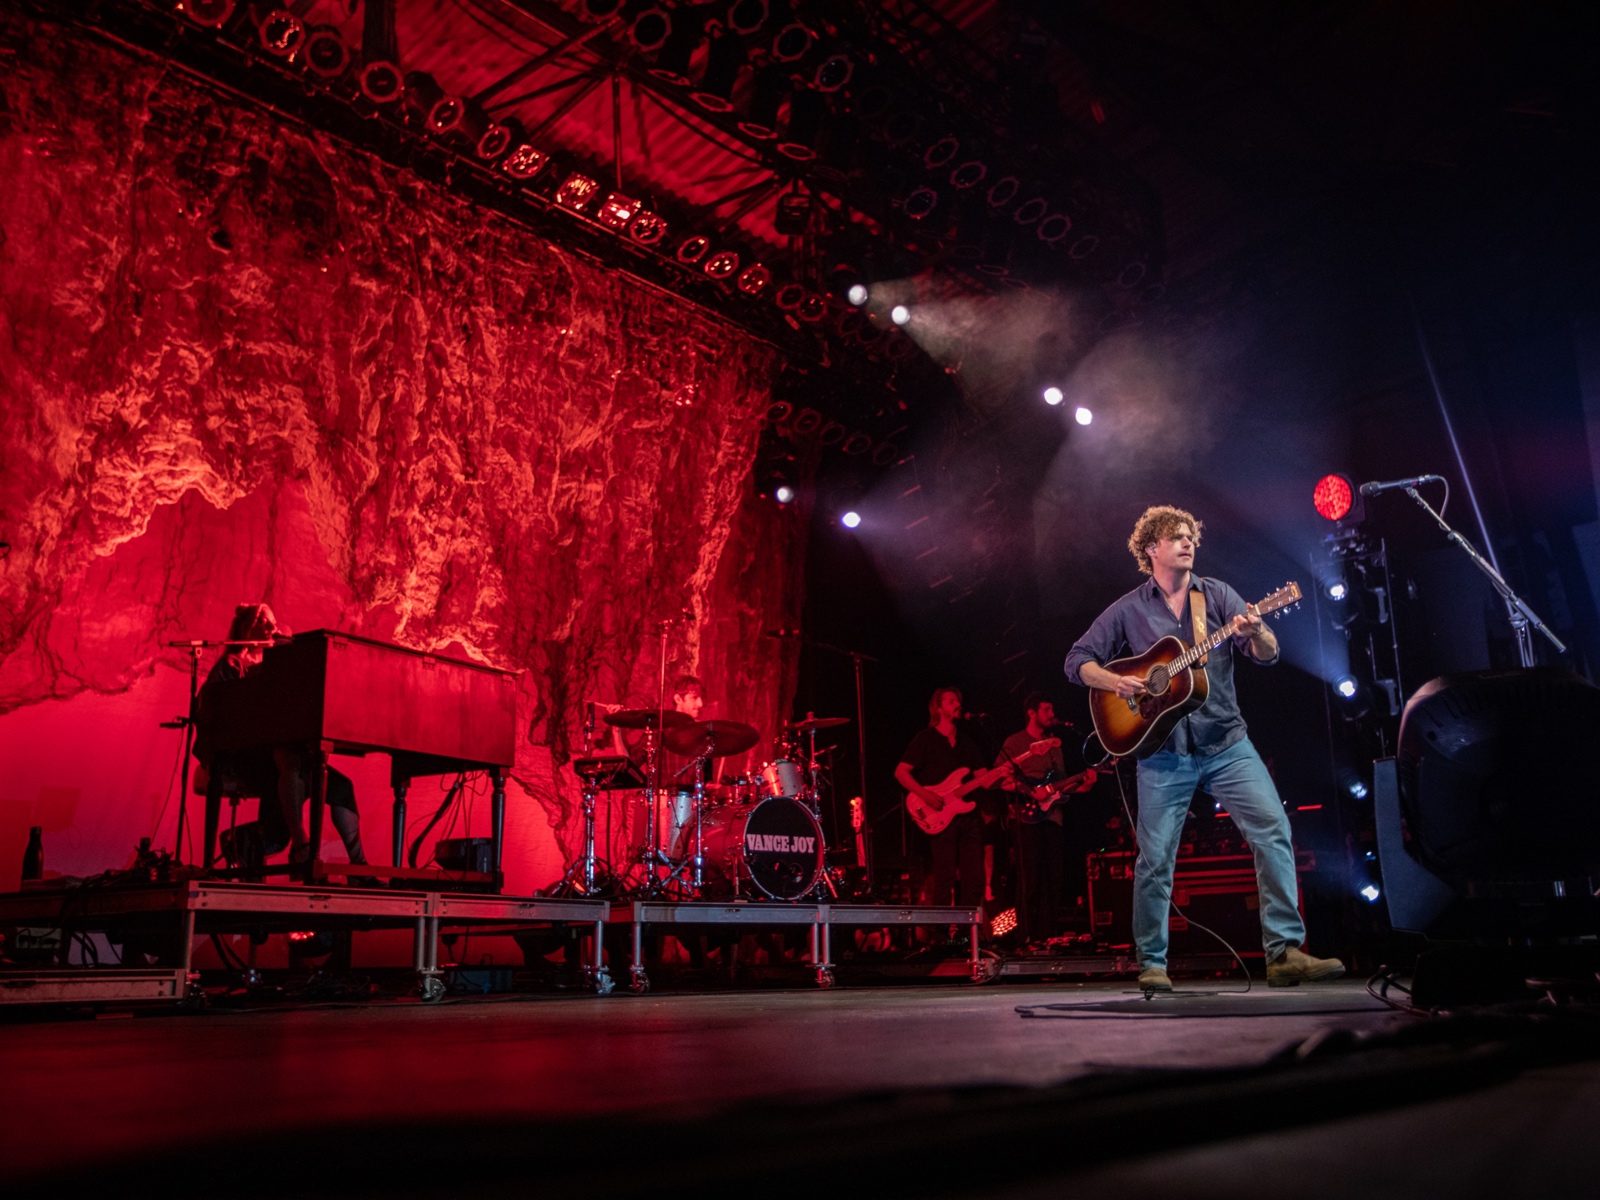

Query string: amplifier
[1087,851,1314,959]
[436,837,494,874]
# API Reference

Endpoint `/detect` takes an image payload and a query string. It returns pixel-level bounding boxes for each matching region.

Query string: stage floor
[6,980,1597,1197]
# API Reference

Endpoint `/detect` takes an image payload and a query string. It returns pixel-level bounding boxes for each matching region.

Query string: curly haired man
[1064,506,1343,991]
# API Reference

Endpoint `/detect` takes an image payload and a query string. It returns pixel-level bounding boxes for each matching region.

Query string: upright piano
[200,630,519,883]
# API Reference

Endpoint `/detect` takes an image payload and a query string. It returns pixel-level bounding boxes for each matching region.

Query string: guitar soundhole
[1146,665,1170,696]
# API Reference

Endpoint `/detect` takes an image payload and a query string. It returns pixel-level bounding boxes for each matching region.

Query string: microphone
[961,711,988,720]
[764,628,803,638]
[1359,474,1443,497]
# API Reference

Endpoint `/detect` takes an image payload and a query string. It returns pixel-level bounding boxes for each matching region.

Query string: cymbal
[784,715,851,732]
[603,708,695,731]
[664,719,760,759]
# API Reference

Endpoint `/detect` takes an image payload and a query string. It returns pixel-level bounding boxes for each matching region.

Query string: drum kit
[567,709,851,901]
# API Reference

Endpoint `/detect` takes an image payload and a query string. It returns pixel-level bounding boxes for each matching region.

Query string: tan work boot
[1137,966,1173,992]
[1266,945,1346,988]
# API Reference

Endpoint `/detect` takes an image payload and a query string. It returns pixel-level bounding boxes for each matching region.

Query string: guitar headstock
[1256,581,1303,619]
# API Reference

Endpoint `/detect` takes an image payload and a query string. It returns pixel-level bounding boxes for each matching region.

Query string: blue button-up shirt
[1063,575,1276,757]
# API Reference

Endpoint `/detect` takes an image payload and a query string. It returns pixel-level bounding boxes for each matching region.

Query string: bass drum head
[703,796,824,900]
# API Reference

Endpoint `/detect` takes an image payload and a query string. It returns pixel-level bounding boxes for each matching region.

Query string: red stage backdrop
[0,13,805,892]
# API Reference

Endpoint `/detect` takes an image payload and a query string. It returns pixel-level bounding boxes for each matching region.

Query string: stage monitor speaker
[436,837,493,874]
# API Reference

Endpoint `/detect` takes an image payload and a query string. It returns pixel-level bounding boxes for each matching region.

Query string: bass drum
[700,796,824,900]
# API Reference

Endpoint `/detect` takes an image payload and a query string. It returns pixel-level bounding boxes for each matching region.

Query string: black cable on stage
[1110,757,1252,995]
[408,773,468,868]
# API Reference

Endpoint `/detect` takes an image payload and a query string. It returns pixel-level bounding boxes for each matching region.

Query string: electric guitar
[1014,766,1100,824]
[1087,582,1302,759]
[905,738,1059,836]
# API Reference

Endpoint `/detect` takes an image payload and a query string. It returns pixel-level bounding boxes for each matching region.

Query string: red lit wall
[0,14,805,891]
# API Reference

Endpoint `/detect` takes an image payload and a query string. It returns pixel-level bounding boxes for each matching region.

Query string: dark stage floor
[6,980,1597,1197]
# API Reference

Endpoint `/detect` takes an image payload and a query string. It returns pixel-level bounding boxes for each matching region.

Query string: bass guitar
[905,738,1059,836]
[1087,582,1303,759]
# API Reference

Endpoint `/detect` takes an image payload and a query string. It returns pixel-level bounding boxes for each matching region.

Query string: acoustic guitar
[904,738,1059,836]
[1087,582,1303,759]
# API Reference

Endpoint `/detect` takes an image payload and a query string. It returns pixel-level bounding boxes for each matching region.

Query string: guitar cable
[1108,757,1252,995]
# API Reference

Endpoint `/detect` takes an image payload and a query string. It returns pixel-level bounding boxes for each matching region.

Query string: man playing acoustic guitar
[1064,505,1344,991]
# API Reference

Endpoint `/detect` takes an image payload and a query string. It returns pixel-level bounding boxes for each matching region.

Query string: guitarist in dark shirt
[997,693,1097,947]
[895,687,987,911]
[1064,506,1342,991]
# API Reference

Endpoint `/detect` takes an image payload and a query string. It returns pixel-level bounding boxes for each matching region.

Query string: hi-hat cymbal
[784,715,851,732]
[603,708,695,731]
[664,719,760,759]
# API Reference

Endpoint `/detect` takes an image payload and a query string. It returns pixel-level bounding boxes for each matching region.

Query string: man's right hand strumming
[1080,661,1147,699]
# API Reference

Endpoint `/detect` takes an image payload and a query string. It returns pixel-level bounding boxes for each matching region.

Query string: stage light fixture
[257,10,307,58]
[501,143,550,180]
[1334,675,1359,700]
[950,160,988,190]
[358,61,403,104]
[923,137,960,169]
[1013,196,1048,225]
[626,210,668,245]
[847,283,869,307]
[771,22,813,62]
[303,27,350,78]
[581,0,623,17]
[595,193,640,230]
[841,511,861,529]
[727,0,768,34]
[735,265,772,296]
[628,7,672,52]
[1070,235,1101,259]
[986,175,1020,209]
[475,119,520,162]
[676,235,711,263]
[774,484,795,505]
[1359,883,1381,903]
[813,53,853,93]
[428,96,488,147]
[704,249,741,279]
[1351,779,1369,800]
[796,293,828,322]
[1325,578,1348,601]
[903,188,939,220]
[1074,406,1093,426]
[1313,473,1355,522]
[1042,386,1064,406]
[774,282,805,311]
[178,0,234,29]
[774,193,814,235]
[890,305,911,326]
[1037,213,1072,244]
[555,173,601,211]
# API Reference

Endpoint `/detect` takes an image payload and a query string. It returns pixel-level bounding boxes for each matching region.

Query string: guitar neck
[1170,623,1234,673]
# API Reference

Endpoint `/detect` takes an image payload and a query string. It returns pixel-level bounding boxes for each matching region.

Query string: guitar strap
[1189,588,1208,664]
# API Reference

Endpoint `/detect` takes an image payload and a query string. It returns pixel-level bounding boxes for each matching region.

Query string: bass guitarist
[895,687,987,912]
[1064,505,1343,991]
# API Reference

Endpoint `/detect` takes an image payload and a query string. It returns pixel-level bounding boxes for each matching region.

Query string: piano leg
[306,741,332,886]
[490,766,507,875]
[391,777,410,868]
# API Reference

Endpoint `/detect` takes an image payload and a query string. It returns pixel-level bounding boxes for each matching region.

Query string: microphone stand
[1401,485,1564,667]
[803,639,880,866]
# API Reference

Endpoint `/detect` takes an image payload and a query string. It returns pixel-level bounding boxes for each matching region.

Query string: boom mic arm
[1359,474,1443,496]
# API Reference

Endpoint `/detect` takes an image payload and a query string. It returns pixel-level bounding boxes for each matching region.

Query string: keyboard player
[194,603,368,868]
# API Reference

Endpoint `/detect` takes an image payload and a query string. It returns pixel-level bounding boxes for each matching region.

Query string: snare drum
[758,758,807,800]
[699,795,824,899]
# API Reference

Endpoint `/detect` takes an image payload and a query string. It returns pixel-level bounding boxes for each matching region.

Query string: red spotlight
[1313,474,1355,522]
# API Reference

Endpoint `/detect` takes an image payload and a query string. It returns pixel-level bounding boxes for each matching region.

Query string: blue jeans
[1133,739,1304,969]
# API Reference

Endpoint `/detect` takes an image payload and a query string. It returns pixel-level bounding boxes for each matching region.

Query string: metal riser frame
[610,901,986,991]
[0,884,611,1004]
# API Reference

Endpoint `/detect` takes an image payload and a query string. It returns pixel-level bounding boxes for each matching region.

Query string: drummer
[607,674,707,770]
